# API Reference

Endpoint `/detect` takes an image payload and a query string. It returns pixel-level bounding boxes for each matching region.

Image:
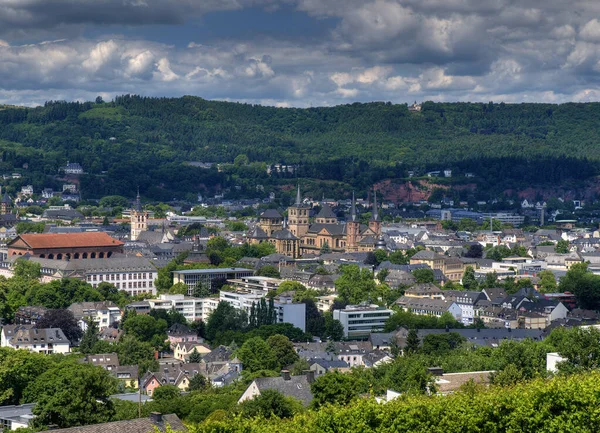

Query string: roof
[173,267,253,275]
[271,228,298,240]
[48,414,186,433]
[253,375,314,406]
[261,209,283,219]
[316,204,337,219]
[247,225,268,239]
[10,232,124,249]
[308,223,347,236]
[3,325,70,345]
[435,371,494,394]
[411,250,444,260]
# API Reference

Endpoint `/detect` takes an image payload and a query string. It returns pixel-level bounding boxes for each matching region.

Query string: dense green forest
[0,96,599,201]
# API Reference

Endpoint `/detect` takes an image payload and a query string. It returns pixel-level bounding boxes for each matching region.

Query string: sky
[2,0,600,107]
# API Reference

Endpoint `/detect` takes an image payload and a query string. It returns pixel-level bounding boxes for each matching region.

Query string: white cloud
[580,19,600,42]
[156,58,179,81]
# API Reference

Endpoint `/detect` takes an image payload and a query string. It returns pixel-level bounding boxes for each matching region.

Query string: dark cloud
[1,0,600,106]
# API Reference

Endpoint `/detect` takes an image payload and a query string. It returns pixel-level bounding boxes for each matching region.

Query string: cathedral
[248,187,383,258]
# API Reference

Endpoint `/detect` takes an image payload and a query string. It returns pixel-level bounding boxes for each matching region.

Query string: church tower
[130,189,148,241]
[346,192,360,251]
[0,187,12,215]
[287,185,310,238]
[369,188,382,238]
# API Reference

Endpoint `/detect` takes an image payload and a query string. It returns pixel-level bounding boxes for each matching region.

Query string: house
[174,342,212,361]
[62,161,84,175]
[166,323,199,349]
[141,363,204,396]
[238,370,314,406]
[1,325,70,353]
[308,359,350,376]
[68,301,122,331]
[48,413,185,433]
[14,306,48,325]
[20,185,33,196]
[395,296,462,321]
[404,283,444,299]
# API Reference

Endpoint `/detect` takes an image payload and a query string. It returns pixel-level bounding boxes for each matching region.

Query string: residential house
[395,296,462,321]
[68,301,122,331]
[1,325,70,353]
[166,323,199,349]
[238,370,314,406]
[142,363,203,396]
[174,342,212,361]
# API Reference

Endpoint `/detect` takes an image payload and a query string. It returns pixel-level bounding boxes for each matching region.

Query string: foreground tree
[24,363,118,429]
[36,309,83,344]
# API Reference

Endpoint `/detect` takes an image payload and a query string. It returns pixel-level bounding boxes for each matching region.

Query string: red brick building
[8,232,124,260]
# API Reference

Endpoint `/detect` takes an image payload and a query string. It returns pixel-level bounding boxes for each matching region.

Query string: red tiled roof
[14,232,124,249]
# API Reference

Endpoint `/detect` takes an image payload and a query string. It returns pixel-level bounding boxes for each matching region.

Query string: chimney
[281,370,291,381]
[303,370,315,384]
[150,412,163,424]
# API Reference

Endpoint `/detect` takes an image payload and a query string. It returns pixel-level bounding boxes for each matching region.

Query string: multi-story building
[172,268,254,295]
[333,304,393,338]
[227,276,283,293]
[409,250,465,282]
[0,325,70,354]
[68,301,123,330]
[63,161,84,174]
[147,294,208,322]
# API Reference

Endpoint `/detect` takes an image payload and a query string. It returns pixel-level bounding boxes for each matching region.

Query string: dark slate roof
[254,375,314,406]
[202,345,233,363]
[1,192,12,204]
[261,209,283,218]
[247,225,268,239]
[271,228,298,240]
[316,204,337,219]
[167,323,193,336]
[307,223,347,236]
[48,414,186,433]
[310,359,349,369]
[42,209,84,220]
[358,235,376,245]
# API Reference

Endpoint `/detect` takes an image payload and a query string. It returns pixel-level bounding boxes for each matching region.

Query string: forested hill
[0,96,599,200]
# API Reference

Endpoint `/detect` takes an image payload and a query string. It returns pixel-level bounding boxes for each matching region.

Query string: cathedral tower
[287,185,310,238]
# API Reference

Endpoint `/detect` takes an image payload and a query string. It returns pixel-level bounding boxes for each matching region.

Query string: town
[0,173,599,432]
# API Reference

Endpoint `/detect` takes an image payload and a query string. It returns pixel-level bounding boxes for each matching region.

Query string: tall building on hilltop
[130,190,148,241]
[248,188,382,257]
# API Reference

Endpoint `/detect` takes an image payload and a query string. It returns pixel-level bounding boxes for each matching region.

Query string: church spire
[135,187,142,212]
[351,191,357,222]
[372,188,379,222]
[295,184,301,206]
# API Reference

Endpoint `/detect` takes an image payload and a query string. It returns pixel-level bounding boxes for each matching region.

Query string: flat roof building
[173,268,254,296]
[333,304,393,339]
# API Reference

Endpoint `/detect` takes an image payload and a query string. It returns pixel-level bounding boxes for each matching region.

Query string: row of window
[91,281,149,289]
[87,272,153,282]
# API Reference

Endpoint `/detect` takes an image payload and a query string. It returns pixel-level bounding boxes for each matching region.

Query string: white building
[227,276,283,293]
[63,162,83,174]
[1,325,70,354]
[173,268,254,295]
[20,185,33,196]
[218,289,307,332]
[68,301,122,331]
[147,294,212,322]
[333,304,393,338]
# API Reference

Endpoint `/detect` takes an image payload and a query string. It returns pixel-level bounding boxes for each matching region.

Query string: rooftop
[11,232,124,249]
